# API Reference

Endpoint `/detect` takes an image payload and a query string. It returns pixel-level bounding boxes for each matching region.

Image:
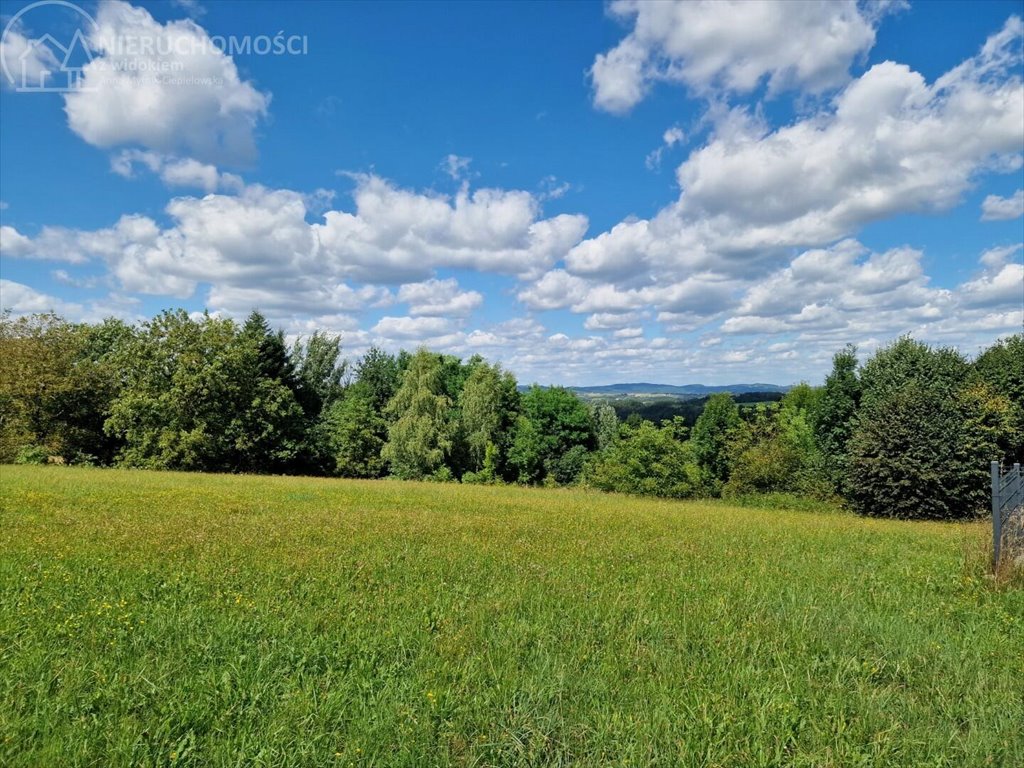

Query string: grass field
[1,466,1021,767]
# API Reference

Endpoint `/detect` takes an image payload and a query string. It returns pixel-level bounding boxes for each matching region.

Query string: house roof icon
[1,0,100,92]
[59,28,92,70]
[15,29,93,90]
[17,29,92,69]
[17,32,64,64]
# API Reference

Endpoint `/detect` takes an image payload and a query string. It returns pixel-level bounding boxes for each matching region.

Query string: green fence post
[992,460,1001,569]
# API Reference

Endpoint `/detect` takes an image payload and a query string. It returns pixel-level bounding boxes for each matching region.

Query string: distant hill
[567,382,790,396]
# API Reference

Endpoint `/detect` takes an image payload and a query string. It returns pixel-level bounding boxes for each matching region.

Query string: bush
[846,339,995,520]
[545,444,590,486]
[427,466,455,483]
[14,445,50,465]
[723,400,831,499]
[586,421,698,498]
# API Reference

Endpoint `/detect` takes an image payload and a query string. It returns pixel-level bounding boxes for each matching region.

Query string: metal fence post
[992,460,1001,568]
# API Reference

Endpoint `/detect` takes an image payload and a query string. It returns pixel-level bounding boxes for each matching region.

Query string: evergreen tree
[233,311,307,473]
[241,311,296,385]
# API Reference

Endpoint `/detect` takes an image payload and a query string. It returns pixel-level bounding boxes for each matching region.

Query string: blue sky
[0,0,1021,385]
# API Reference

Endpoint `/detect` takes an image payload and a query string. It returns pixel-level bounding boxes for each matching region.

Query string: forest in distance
[1,309,1021,521]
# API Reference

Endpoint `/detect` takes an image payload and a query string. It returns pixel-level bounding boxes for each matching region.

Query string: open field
[1,466,1021,767]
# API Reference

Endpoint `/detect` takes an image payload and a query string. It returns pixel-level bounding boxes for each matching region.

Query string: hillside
[570,382,791,396]
[1,466,1021,766]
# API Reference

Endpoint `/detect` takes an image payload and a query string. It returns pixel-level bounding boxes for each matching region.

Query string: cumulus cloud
[981,189,1024,220]
[397,278,483,317]
[591,0,882,113]
[371,315,457,341]
[545,17,1024,309]
[0,279,142,323]
[63,0,270,164]
[670,38,1024,248]
[110,149,243,192]
[4,174,584,328]
[645,125,686,170]
[317,174,587,283]
[0,221,128,264]
[0,279,82,315]
[958,262,1024,309]
[0,27,61,90]
[980,243,1023,269]
[583,311,644,330]
[721,239,1022,343]
[441,154,472,180]
[0,225,34,257]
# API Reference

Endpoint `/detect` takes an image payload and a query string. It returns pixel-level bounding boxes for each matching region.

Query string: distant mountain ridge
[519,382,791,396]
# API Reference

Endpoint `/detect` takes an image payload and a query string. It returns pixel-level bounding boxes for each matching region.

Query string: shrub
[846,338,996,520]
[690,393,740,493]
[14,445,49,465]
[586,421,698,498]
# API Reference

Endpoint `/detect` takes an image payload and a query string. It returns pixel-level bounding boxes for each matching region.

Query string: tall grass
[1,466,1021,766]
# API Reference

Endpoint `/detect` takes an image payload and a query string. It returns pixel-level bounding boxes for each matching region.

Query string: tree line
[1,309,1021,520]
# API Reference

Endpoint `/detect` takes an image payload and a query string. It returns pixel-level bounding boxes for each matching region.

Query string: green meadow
[1,465,1021,767]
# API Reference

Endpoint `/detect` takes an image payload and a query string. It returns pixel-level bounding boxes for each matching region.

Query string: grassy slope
[0,466,1021,767]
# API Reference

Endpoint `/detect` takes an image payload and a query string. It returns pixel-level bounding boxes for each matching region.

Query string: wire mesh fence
[991,461,1023,569]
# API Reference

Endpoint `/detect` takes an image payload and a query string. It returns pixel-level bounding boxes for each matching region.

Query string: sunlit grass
[1,465,1021,766]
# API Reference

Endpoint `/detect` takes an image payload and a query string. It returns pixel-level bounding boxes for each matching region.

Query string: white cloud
[441,154,472,180]
[583,311,644,330]
[981,189,1024,221]
[171,0,206,17]
[110,149,242,192]
[397,278,483,317]
[959,262,1024,308]
[0,221,129,264]
[371,315,457,341]
[5,174,584,333]
[317,174,587,283]
[671,49,1023,247]
[0,27,61,91]
[0,280,79,315]
[721,240,1022,345]
[559,18,1024,295]
[591,0,882,113]
[0,225,34,257]
[980,243,1023,269]
[64,0,270,164]
[0,279,142,323]
[612,326,644,339]
[537,176,571,201]
[517,269,588,310]
[645,125,685,170]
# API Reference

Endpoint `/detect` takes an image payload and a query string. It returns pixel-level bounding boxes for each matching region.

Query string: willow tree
[382,348,454,479]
